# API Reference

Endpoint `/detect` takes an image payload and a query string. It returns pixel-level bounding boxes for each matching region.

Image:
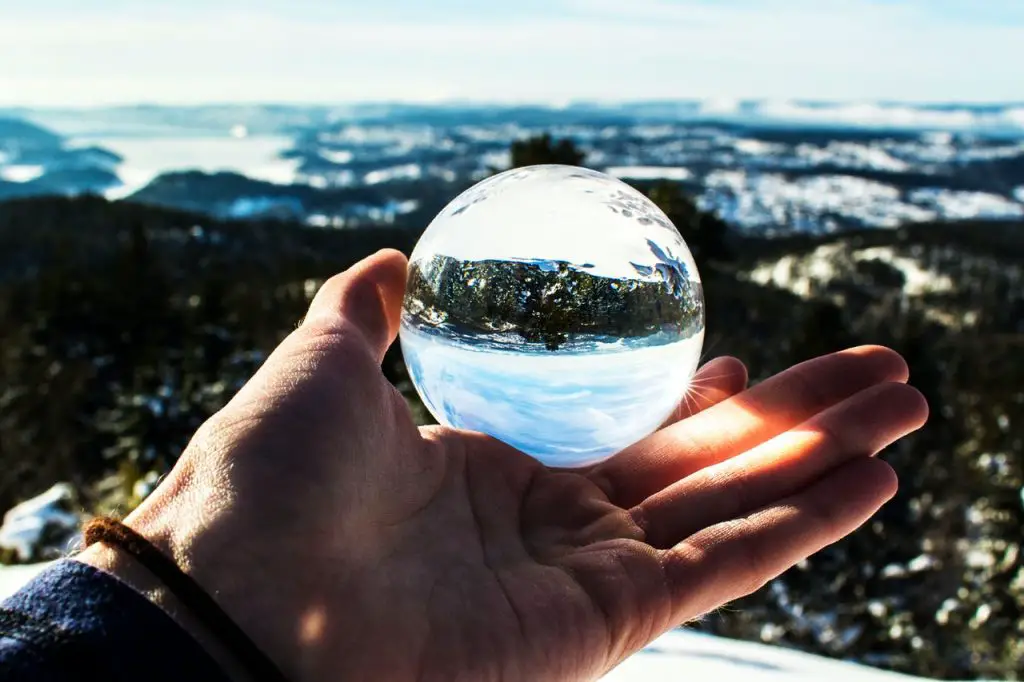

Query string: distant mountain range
[6,101,1024,135]
[1,102,1023,234]
[0,118,122,201]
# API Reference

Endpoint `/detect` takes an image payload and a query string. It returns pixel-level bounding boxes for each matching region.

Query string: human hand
[78,249,927,682]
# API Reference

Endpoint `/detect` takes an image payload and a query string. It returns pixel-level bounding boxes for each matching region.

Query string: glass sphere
[400,164,705,468]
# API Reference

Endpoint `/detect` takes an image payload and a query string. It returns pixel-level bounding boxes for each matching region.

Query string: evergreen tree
[510,133,587,168]
[646,181,732,264]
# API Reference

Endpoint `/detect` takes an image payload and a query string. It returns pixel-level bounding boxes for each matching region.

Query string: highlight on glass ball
[399,164,706,469]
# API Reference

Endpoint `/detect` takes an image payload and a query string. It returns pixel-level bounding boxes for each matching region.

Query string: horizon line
[4,97,1024,112]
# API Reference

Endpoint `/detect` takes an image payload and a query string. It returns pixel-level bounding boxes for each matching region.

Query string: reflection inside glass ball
[400,164,705,468]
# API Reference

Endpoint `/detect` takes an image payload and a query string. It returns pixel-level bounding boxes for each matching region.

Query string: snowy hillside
[604,629,944,681]
[3,101,1024,231]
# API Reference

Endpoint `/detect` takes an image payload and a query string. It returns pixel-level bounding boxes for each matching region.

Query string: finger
[303,248,409,362]
[637,382,927,548]
[660,356,748,427]
[659,456,897,623]
[591,345,909,507]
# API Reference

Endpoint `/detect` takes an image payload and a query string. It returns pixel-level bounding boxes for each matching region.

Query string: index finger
[589,345,909,507]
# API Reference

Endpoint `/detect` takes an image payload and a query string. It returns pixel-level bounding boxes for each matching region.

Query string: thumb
[303,249,409,363]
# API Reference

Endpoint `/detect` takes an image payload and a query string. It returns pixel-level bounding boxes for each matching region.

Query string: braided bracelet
[83,517,291,682]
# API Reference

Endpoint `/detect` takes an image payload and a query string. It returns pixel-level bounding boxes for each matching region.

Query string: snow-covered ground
[0,559,956,681]
[739,101,1024,135]
[5,103,1024,232]
[606,166,694,182]
[746,243,958,302]
[698,172,1024,233]
[77,134,300,199]
[909,188,1024,221]
[699,172,938,231]
[0,483,81,562]
[0,562,51,601]
[0,164,45,183]
[604,629,937,681]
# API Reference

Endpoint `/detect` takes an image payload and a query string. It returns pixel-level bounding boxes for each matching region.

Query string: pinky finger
[659,457,897,623]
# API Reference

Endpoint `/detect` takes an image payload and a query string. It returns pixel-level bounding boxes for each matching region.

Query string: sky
[1,0,1022,106]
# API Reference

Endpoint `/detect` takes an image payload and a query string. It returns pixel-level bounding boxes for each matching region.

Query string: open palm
[101,250,927,682]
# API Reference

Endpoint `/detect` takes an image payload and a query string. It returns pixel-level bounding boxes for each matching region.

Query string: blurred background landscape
[0,1,1022,680]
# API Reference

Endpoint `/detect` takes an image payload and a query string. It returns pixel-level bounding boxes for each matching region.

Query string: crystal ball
[400,164,705,468]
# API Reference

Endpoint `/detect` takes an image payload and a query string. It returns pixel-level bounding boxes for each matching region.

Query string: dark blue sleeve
[1,560,232,681]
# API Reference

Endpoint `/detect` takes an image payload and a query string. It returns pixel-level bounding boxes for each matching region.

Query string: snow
[78,134,300,199]
[957,142,1024,162]
[699,98,742,116]
[795,143,911,173]
[694,169,1024,232]
[318,148,354,164]
[614,99,1024,135]
[854,247,955,296]
[0,483,81,562]
[30,104,1024,233]
[307,214,334,228]
[747,244,955,300]
[751,101,1024,134]
[0,562,52,601]
[479,149,512,171]
[363,163,422,185]
[320,125,437,149]
[606,166,694,182]
[307,199,420,228]
[631,125,680,141]
[908,189,1024,221]
[0,164,45,183]
[700,172,937,231]
[734,139,788,157]
[224,196,304,219]
[603,629,936,681]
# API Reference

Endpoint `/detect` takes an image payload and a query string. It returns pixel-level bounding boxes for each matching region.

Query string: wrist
[76,537,256,682]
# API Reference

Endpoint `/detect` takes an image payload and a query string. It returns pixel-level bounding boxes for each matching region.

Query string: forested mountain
[0,190,1020,679]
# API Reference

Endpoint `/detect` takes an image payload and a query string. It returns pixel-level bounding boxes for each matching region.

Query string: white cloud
[0,1,1021,105]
